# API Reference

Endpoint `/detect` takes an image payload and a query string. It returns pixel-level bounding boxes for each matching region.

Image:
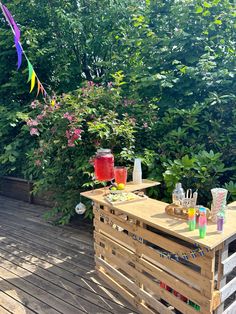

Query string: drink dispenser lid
[97,148,111,154]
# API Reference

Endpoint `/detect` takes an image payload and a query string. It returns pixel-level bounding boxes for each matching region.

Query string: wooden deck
[0,196,137,314]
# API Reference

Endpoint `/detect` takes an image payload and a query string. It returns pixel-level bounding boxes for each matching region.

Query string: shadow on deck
[0,196,137,314]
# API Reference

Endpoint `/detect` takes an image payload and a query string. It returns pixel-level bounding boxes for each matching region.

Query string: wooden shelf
[81,179,160,200]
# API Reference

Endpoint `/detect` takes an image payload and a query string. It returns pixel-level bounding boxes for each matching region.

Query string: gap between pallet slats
[222,299,236,314]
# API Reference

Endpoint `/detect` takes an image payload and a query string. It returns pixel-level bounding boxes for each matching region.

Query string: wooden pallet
[93,202,236,314]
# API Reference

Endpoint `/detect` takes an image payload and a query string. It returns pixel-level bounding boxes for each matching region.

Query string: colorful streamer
[30,71,36,93]
[15,36,23,69]
[2,4,21,41]
[36,80,41,97]
[0,2,47,97]
[27,58,34,82]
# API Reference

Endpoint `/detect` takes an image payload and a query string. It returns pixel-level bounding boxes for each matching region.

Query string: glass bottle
[94,149,114,181]
[172,183,185,205]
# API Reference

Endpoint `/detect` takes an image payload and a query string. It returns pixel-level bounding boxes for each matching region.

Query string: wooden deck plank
[0,232,117,297]
[0,236,135,313]
[0,205,94,247]
[0,196,136,314]
[0,257,112,313]
[0,291,35,314]
[0,280,60,314]
[0,213,94,255]
[0,305,13,314]
[0,217,95,267]
[0,223,94,271]
[0,266,86,314]
[0,247,134,314]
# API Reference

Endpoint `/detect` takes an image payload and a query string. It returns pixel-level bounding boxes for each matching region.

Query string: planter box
[0,176,54,207]
[0,176,32,203]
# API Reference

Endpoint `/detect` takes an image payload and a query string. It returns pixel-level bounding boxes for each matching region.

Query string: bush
[0,0,235,222]
[25,83,137,223]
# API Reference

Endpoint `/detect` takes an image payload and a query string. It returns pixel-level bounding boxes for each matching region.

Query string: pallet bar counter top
[81,185,236,314]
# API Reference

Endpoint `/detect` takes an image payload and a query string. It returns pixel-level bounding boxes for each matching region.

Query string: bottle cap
[199,207,206,213]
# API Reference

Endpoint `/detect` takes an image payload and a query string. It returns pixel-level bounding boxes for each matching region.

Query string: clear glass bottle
[94,148,114,181]
[172,183,185,205]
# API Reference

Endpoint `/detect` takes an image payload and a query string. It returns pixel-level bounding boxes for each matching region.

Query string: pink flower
[66,130,71,139]
[30,128,40,136]
[107,82,113,88]
[27,119,39,127]
[87,81,95,87]
[67,140,75,147]
[37,114,44,121]
[143,122,148,128]
[66,128,82,146]
[74,128,82,136]
[30,101,37,109]
[63,112,74,122]
[35,159,42,167]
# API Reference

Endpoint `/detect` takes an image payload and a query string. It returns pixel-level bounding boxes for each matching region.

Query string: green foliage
[0,0,235,222]
[163,151,229,205]
[24,84,136,223]
[224,181,236,202]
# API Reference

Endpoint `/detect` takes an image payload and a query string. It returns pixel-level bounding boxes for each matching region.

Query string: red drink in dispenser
[94,149,114,181]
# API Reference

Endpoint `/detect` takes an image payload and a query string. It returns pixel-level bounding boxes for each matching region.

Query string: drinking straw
[211,188,228,222]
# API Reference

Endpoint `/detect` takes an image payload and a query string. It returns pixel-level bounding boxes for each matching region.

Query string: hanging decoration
[0,2,47,97]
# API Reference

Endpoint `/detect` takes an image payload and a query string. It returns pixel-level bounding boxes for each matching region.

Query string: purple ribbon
[14,37,22,69]
[2,4,21,41]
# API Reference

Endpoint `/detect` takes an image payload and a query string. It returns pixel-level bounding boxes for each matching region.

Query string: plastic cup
[114,166,127,185]
[188,208,196,231]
